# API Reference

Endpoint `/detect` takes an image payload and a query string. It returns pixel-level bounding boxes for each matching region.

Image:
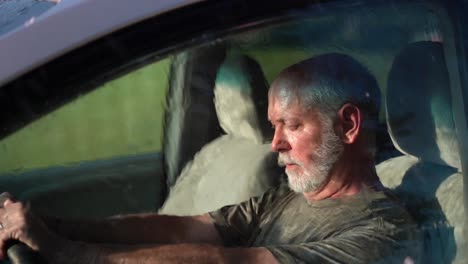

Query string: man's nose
[271,129,290,152]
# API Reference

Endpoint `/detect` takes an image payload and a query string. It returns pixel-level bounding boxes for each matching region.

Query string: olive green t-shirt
[209,184,419,264]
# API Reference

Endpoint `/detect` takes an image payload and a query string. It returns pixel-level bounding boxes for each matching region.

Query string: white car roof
[0,0,201,87]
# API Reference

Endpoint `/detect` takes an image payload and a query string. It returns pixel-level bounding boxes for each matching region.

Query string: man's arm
[0,195,280,263]
[41,238,279,264]
[44,213,222,245]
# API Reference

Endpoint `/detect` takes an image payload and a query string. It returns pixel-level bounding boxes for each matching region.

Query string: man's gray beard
[278,120,344,193]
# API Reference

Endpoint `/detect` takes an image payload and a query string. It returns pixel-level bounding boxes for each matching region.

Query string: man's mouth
[278,155,299,168]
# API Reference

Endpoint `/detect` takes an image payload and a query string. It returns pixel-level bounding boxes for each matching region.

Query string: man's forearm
[43,213,222,245]
[40,238,278,264]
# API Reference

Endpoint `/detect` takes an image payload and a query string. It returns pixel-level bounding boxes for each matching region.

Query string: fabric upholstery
[159,54,280,216]
[377,41,465,263]
[386,42,460,169]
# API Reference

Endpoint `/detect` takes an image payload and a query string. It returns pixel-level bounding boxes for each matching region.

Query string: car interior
[159,53,282,216]
[0,1,466,263]
[377,41,464,263]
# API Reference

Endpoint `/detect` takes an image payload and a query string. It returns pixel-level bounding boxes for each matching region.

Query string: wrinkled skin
[0,193,55,260]
[268,96,344,193]
[0,192,278,264]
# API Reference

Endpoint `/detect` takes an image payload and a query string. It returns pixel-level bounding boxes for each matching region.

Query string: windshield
[0,0,57,38]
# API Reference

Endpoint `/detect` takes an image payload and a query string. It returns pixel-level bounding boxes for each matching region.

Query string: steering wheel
[6,243,45,264]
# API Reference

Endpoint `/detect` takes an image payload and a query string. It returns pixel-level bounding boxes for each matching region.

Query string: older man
[0,53,418,263]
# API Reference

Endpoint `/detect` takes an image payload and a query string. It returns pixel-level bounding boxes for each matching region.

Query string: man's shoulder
[359,188,418,242]
[317,187,416,228]
[368,188,415,219]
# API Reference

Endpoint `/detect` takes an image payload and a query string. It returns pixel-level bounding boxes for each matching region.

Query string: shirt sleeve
[264,218,420,264]
[209,184,290,247]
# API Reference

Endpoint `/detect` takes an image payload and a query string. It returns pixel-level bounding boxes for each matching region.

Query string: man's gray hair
[269,53,381,125]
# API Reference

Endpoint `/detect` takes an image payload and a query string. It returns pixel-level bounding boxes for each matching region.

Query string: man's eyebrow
[275,112,299,121]
[268,117,286,124]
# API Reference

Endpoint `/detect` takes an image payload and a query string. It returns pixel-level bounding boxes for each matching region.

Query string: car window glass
[0,59,169,175]
[0,0,56,37]
[163,2,467,263]
[0,1,466,261]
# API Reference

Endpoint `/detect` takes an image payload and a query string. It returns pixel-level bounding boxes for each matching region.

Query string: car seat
[159,54,281,216]
[376,41,465,263]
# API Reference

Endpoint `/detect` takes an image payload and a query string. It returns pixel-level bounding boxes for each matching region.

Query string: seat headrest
[386,41,460,169]
[214,54,271,143]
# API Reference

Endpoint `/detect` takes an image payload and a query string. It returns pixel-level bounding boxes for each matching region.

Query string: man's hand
[0,192,54,260]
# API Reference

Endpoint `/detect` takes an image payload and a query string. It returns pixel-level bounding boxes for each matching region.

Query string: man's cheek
[291,155,309,168]
[303,154,317,170]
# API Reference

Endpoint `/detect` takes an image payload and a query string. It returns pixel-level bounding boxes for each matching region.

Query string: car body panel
[0,0,201,86]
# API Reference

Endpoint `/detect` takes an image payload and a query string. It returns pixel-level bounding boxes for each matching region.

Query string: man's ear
[337,103,361,144]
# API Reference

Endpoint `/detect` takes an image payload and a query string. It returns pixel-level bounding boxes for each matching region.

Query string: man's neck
[302,153,381,202]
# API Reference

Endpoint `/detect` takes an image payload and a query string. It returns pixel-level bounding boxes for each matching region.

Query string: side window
[0,58,170,217]
[0,59,170,174]
[159,2,467,263]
